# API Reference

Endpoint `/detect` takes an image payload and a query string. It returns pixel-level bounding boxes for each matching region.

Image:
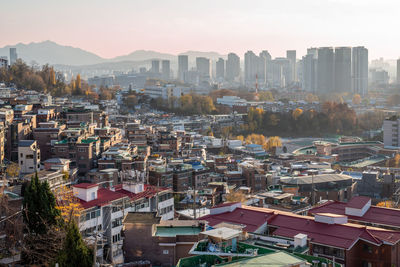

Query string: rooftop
[77,188,127,209]
[155,226,202,237]
[215,251,306,267]
[309,197,400,229]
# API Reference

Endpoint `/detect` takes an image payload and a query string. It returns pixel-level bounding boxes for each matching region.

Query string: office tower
[317,47,335,94]
[334,47,352,93]
[161,60,170,80]
[352,46,368,96]
[226,53,240,82]
[178,55,189,81]
[151,60,160,73]
[9,48,17,65]
[215,58,225,80]
[397,59,400,85]
[302,52,318,93]
[196,57,211,82]
[286,50,296,84]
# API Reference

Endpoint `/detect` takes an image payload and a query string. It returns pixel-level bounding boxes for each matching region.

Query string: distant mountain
[111,50,176,62]
[180,51,227,61]
[0,40,227,66]
[0,40,105,66]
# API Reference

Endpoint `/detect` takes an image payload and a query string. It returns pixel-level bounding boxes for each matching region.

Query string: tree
[352,94,362,105]
[54,185,83,223]
[265,136,282,156]
[376,201,394,208]
[56,221,94,267]
[124,94,138,108]
[292,108,303,120]
[225,190,246,203]
[258,91,274,101]
[23,173,61,234]
[6,163,20,178]
[76,74,81,90]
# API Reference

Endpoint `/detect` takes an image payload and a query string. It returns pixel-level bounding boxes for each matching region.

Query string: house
[198,202,400,266]
[308,196,400,231]
[18,140,40,174]
[74,181,174,265]
[123,213,204,266]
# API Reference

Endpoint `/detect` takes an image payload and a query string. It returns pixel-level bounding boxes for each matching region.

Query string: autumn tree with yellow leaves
[54,185,83,223]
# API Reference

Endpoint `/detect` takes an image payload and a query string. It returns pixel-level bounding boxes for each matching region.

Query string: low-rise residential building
[18,140,40,174]
[123,212,204,266]
[74,181,174,265]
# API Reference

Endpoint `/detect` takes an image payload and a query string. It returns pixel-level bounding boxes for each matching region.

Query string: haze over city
[4,1,400,267]
[2,0,400,59]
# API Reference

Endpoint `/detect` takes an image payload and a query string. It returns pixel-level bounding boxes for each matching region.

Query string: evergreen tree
[56,221,94,267]
[23,173,60,234]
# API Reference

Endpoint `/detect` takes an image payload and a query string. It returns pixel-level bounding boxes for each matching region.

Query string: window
[78,148,86,152]
[112,233,121,243]
[163,250,169,255]
[363,244,372,253]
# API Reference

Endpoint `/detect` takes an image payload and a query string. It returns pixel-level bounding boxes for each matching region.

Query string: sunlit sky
[1,0,400,59]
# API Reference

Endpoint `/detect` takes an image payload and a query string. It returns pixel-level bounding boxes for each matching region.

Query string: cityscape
[2,1,400,267]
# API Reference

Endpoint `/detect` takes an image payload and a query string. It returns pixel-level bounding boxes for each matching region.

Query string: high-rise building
[352,46,368,96]
[271,58,290,88]
[178,55,189,81]
[397,59,400,85]
[244,51,259,86]
[9,48,17,65]
[286,50,296,84]
[215,58,225,80]
[259,50,272,86]
[334,47,352,93]
[302,52,318,93]
[151,60,160,73]
[161,60,170,80]
[196,57,211,82]
[317,47,335,94]
[226,53,240,82]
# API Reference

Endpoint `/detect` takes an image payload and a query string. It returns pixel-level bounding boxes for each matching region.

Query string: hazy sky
[1,0,400,59]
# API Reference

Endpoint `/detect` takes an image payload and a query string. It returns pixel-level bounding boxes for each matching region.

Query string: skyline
[2,0,400,59]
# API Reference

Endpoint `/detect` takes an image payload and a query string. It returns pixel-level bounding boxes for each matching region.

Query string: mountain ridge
[0,40,227,66]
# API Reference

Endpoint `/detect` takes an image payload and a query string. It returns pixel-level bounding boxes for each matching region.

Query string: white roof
[201,227,241,240]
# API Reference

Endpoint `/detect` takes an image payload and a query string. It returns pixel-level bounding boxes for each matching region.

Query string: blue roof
[246,144,262,148]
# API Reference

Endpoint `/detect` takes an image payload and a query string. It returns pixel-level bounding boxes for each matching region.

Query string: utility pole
[193,181,197,219]
[308,170,318,206]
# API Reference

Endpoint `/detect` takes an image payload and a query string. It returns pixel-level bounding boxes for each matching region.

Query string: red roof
[115,184,170,201]
[268,213,400,249]
[309,198,400,229]
[347,196,370,209]
[78,188,127,209]
[73,183,98,189]
[198,207,275,232]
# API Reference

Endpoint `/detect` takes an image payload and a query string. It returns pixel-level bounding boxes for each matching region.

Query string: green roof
[176,255,226,267]
[215,251,305,267]
[155,226,202,237]
[55,139,68,144]
[80,137,98,144]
